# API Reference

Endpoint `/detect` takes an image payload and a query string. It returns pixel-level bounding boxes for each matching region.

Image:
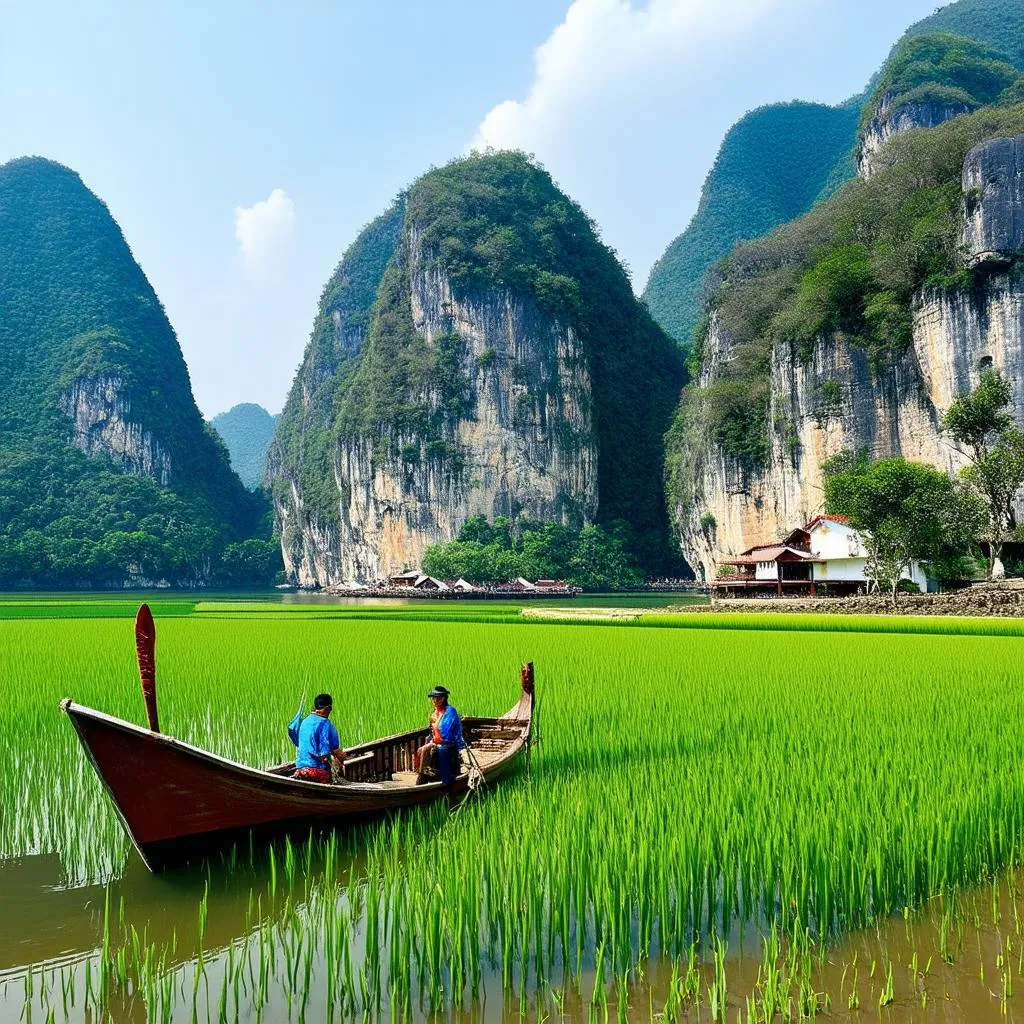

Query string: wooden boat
[61,605,535,871]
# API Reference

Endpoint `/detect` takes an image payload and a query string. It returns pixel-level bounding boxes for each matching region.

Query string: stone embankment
[683,581,1024,617]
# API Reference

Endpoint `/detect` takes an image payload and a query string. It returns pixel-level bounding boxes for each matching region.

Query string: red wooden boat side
[60,668,534,871]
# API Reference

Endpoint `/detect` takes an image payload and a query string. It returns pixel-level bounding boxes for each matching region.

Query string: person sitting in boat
[413,685,466,786]
[293,693,346,783]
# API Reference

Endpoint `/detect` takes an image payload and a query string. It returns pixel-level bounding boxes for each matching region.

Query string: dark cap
[427,685,450,699]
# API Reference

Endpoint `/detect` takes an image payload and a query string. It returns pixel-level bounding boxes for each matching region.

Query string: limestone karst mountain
[668,93,1024,580]
[0,157,265,587]
[210,404,281,490]
[642,0,1024,351]
[267,152,686,586]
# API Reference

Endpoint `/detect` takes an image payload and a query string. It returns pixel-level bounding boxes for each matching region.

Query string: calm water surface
[4,840,1024,1021]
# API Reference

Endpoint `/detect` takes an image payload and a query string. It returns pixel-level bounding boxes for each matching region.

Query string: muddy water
[5,843,1024,1023]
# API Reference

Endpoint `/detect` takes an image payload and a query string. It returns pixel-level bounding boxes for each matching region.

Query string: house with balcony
[714,516,928,596]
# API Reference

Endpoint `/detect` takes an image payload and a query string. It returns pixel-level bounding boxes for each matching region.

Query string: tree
[216,539,283,588]
[943,370,1024,579]
[823,453,984,603]
[420,517,643,590]
[568,525,644,591]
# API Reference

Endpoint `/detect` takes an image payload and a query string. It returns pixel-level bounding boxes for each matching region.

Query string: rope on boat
[450,745,487,814]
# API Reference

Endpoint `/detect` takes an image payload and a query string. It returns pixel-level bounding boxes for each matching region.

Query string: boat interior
[268,716,529,786]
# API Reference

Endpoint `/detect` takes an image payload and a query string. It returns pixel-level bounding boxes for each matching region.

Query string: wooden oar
[135,604,159,733]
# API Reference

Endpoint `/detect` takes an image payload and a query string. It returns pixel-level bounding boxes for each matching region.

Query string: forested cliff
[0,158,270,588]
[669,71,1024,579]
[643,0,1024,351]
[268,153,685,586]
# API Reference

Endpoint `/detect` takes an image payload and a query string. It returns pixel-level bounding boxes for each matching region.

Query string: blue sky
[1,0,945,416]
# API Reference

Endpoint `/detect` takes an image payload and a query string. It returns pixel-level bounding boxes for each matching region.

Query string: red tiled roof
[723,545,822,565]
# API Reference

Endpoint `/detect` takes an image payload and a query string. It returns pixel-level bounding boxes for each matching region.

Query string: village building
[388,570,422,588]
[714,516,929,597]
[382,569,577,596]
[388,571,449,592]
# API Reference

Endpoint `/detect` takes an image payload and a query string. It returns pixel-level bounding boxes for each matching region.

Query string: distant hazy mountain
[643,0,1024,350]
[210,404,280,490]
[0,157,270,588]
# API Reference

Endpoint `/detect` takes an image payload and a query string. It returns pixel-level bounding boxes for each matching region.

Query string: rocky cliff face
[275,236,596,585]
[678,135,1024,581]
[59,376,172,485]
[858,93,972,179]
[964,135,1024,266]
[270,153,682,587]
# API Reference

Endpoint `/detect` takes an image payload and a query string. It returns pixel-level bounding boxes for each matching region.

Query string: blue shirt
[296,714,341,770]
[436,705,466,750]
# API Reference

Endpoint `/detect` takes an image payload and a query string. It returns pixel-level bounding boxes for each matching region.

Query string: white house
[800,516,928,593]
[715,516,928,596]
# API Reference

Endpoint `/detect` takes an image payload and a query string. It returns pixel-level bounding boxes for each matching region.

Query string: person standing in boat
[292,693,346,783]
[414,685,466,785]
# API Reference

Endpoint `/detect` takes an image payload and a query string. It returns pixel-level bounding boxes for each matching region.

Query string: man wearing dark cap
[293,693,346,783]
[414,685,466,785]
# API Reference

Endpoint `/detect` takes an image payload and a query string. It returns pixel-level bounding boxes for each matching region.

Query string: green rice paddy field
[5,598,1024,1021]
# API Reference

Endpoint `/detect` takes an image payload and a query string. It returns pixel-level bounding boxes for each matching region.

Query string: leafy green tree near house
[943,370,1024,579]
[823,452,985,602]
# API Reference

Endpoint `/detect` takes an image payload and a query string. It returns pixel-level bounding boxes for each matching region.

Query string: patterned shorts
[294,767,331,783]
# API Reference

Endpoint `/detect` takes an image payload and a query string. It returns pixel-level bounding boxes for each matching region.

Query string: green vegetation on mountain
[269,201,405,525]
[643,0,1024,352]
[642,101,861,349]
[422,515,642,591]
[305,200,405,390]
[900,0,1024,68]
[273,152,686,573]
[0,157,274,588]
[209,403,280,490]
[862,33,1019,129]
[667,98,1024,513]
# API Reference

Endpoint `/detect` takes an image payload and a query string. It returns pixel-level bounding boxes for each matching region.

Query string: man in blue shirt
[413,685,466,786]
[293,693,345,783]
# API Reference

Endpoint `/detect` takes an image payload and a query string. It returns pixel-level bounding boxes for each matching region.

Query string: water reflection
[0,837,337,979]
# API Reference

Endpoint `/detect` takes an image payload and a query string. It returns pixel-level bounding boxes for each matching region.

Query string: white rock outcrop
[963,135,1024,268]
[59,375,172,485]
[858,93,972,180]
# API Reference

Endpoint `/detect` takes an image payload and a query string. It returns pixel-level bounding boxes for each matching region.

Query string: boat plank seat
[342,750,378,782]
[469,727,523,741]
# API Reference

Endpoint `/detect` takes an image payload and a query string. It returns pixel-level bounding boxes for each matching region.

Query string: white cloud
[473,0,781,155]
[234,188,295,274]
